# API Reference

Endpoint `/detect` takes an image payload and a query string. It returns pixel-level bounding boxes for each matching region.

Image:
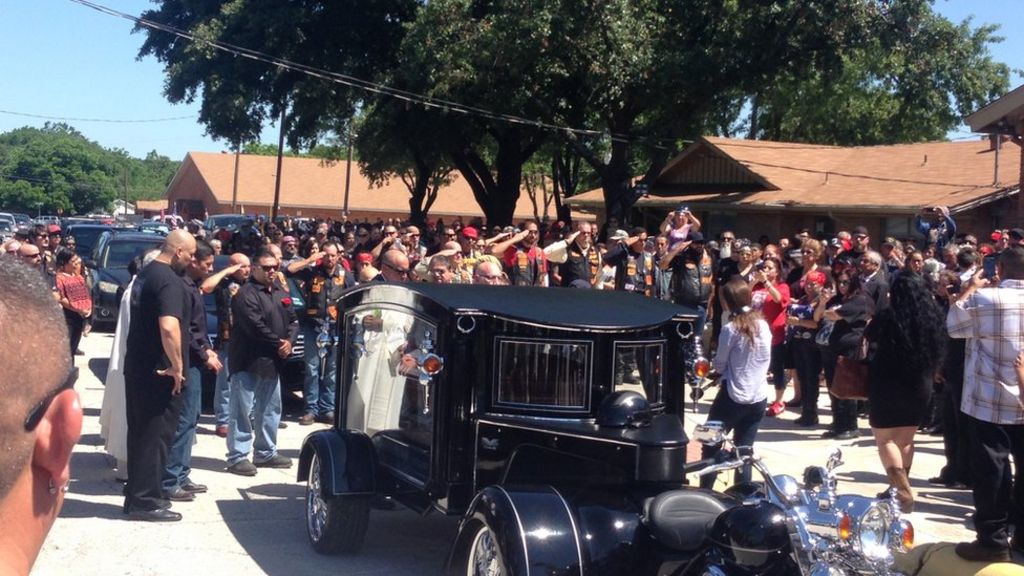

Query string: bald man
[377,249,412,282]
[0,258,82,575]
[201,253,251,437]
[123,230,196,522]
[473,260,508,285]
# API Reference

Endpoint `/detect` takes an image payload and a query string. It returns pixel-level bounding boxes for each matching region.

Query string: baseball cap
[461,226,479,240]
[610,229,629,242]
[1010,228,1024,241]
[852,225,868,237]
[47,224,62,234]
[804,270,827,285]
[356,253,373,264]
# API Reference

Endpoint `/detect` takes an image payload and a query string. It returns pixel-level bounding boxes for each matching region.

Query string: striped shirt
[946,279,1024,425]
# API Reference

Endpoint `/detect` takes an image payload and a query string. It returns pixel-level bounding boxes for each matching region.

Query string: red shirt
[751,281,790,345]
[56,273,92,313]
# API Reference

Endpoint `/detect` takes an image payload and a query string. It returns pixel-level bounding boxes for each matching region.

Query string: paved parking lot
[32,331,975,575]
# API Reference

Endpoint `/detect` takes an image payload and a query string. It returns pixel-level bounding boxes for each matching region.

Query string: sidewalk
[32,332,974,575]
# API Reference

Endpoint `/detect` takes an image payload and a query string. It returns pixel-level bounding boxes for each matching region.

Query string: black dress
[865,315,932,429]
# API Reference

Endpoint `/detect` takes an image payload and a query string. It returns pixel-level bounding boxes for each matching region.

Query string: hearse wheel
[464,521,509,576]
[306,452,370,554]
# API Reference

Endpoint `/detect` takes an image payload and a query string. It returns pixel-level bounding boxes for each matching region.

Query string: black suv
[87,232,165,327]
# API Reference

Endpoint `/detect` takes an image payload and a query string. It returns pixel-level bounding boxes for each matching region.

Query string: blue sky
[1,0,1021,160]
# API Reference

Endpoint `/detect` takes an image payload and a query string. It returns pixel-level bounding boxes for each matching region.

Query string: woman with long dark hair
[53,247,91,363]
[699,278,772,489]
[867,272,946,512]
[815,270,872,439]
[750,256,791,416]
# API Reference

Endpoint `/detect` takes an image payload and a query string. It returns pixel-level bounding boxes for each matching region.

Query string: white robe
[99,280,132,466]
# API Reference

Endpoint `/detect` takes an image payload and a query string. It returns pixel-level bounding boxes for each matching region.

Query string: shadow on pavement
[59,497,124,520]
[87,358,109,384]
[217,483,457,574]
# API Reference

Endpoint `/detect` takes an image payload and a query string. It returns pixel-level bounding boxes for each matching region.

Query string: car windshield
[103,240,162,269]
[70,227,107,257]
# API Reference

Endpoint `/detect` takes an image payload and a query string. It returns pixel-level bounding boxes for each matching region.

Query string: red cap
[47,224,62,234]
[461,226,479,240]
[991,231,1004,242]
[356,253,373,264]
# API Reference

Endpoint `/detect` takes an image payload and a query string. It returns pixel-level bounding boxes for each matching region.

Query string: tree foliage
[0,124,179,215]
[747,0,1010,145]
[135,0,1011,223]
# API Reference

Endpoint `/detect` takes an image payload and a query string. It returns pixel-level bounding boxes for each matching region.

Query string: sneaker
[766,402,785,417]
[254,454,292,469]
[226,460,258,477]
[298,413,315,426]
[955,541,1011,563]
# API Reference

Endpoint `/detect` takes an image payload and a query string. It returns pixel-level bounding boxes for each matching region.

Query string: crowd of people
[4,203,1024,566]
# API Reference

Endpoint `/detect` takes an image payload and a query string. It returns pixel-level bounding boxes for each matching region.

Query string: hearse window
[496,339,590,410]
[612,342,664,402]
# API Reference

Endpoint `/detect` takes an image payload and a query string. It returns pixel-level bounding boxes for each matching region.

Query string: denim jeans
[162,365,201,492]
[226,371,282,465]
[301,323,337,417]
[213,349,230,426]
[700,385,767,489]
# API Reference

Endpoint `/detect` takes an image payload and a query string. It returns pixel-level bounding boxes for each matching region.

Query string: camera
[755,261,766,271]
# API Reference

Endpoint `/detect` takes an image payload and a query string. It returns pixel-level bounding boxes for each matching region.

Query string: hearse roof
[349,283,697,330]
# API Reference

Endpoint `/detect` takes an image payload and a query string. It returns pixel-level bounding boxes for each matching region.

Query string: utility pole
[231,142,241,213]
[343,130,353,219]
[123,164,129,217]
[271,107,287,222]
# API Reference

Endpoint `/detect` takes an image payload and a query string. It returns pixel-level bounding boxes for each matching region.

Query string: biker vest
[561,245,599,287]
[304,268,349,322]
[624,252,655,296]
[672,251,713,306]
[506,245,546,287]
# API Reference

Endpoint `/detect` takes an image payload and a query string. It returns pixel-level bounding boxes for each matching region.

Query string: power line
[0,109,194,124]
[67,0,680,149]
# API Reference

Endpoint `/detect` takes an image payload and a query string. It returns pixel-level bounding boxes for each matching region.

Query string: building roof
[567,135,1019,215]
[966,84,1024,134]
[164,152,557,221]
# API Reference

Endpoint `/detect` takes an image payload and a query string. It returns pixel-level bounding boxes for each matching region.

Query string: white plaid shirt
[947,279,1024,425]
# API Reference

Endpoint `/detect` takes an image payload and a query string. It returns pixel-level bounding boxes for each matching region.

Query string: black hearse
[297,283,705,574]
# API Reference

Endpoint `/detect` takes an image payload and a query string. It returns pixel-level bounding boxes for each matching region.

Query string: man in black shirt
[123,230,196,522]
[226,249,299,476]
[163,240,222,502]
[603,227,655,296]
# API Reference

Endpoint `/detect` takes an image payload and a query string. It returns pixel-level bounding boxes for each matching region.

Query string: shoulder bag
[832,337,869,401]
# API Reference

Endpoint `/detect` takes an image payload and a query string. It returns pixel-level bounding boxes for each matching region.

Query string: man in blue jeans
[163,240,222,501]
[226,249,298,476]
[286,242,354,426]
[201,253,251,437]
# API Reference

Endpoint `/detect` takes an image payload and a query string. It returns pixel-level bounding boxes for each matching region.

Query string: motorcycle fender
[446,485,584,576]
[297,429,377,497]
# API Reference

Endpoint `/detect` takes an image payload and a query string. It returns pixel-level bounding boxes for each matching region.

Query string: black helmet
[706,500,791,575]
[596,391,652,428]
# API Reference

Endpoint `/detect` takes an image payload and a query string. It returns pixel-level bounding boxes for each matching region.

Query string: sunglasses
[25,367,78,431]
[260,265,279,272]
[384,262,411,275]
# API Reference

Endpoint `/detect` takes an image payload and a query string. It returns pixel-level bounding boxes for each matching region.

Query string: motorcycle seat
[642,489,736,552]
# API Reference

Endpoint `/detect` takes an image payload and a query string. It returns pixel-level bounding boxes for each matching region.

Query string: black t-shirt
[125,261,190,378]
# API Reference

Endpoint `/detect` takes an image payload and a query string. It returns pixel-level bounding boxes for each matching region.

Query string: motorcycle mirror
[803,465,826,489]
[827,448,844,472]
[693,421,725,445]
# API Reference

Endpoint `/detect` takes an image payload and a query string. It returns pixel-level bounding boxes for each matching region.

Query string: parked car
[199,256,307,412]
[87,232,166,328]
[204,213,252,232]
[296,283,710,571]
[64,223,115,262]
[11,213,31,226]
[35,215,61,227]
[0,220,12,241]
[0,212,16,229]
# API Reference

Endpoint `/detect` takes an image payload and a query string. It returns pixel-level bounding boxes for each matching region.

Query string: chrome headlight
[98,280,120,294]
[835,497,910,560]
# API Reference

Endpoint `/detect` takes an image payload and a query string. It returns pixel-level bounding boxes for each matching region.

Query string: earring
[48,479,69,495]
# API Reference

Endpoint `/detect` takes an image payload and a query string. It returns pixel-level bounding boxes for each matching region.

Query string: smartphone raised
[983,255,998,279]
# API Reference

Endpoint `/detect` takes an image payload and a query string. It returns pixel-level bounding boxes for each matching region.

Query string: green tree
[137,0,417,149]
[0,124,118,214]
[747,1,1010,145]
